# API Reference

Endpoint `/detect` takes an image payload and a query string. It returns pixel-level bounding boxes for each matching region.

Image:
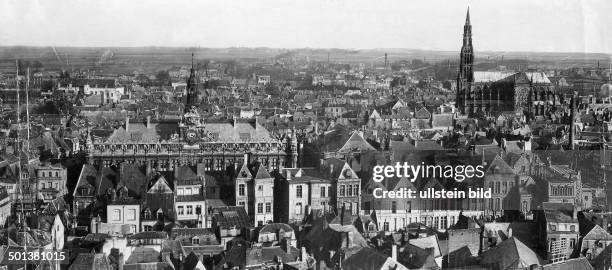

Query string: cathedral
[86,55,298,172]
[455,9,564,117]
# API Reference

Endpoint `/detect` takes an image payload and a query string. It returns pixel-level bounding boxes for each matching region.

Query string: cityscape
[0,1,611,269]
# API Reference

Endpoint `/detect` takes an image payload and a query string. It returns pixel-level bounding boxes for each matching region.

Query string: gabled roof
[409,235,442,259]
[338,131,376,153]
[253,163,272,180]
[236,163,252,179]
[73,164,98,196]
[583,224,612,241]
[480,237,543,269]
[97,166,118,196]
[174,166,200,186]
[147,174,173,194]
[118,164,148,197]
[486,154,516,174]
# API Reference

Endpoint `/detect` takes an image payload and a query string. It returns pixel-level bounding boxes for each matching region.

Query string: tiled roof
[214,206,251,230]
[480,237,542,269]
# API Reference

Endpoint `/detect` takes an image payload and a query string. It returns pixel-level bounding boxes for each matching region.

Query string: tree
[156,70,170,82]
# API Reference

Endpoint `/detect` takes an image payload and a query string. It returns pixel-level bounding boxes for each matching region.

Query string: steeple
[462,8,472,47]
[185,53,198,112]
[456,7,474,114]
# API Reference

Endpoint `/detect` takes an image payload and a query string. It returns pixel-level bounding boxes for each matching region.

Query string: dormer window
[551,225,557,231]
[144,209,151,219]
[192,237,200,245]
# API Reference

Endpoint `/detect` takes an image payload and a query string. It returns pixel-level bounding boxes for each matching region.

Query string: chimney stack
[125,115,130,131]
[391,244,398,261]
[243,153,249,166]
[146,115,151,129]
[286,170,291,181]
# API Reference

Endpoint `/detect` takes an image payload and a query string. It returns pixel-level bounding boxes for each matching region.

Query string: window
[187,206,193,215]
[347,185,353,196]
[238,184,245,196]
[238,201,246,208]
[502,182,507,193]
[441,216,448,229]
[406,202,412,213]
[177,188,184,195]
[128,209,136,221]
[178,206,184,215]
[258,185,263,191]
[391,201,397,213]
[192,237,200,245]
[112,209,121,221]
[551,225,557,231]
[570,225,576,232]
[339,185,345,196]
[257,203,263,213]
[185,188,192,195]
[321,186,326,197]
[265,202,271,213]
[353,185,359,196]
[296,185,303,198]
[143,225,153,232]
[296,203,302,215]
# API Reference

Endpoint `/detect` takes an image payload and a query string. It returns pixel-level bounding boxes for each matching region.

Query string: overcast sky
[0,0,610,54]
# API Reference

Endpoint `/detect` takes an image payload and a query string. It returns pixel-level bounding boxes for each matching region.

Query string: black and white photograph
[0,0,611,269]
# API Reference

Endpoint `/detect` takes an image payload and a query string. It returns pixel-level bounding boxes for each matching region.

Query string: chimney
[573,206,578,220]
[243,153,249,166]
[146,161,152,176]
[507,228,513,238]
[146,115,151,129]
[125,115,129,131]
[329,164,334,178]
[301,247,308,262]
[286,170,291,181]
[391,244,398,261]
[281,238,291,255]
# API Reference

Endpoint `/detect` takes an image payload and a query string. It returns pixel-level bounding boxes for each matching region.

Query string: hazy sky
[1,0,610,54]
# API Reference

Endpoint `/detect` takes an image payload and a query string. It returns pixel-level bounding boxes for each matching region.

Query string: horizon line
[0,45,611,57]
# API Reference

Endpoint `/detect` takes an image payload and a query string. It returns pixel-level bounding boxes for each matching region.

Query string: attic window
[192,237,200,245]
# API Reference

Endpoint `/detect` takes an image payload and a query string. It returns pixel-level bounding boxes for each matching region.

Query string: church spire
[457,7,474,115]
[185,52,198,111]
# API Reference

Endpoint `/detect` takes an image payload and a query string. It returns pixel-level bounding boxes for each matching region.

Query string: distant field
[0,46,609,74]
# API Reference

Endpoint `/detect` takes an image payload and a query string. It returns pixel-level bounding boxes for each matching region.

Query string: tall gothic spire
[457,7,474,114]
[462,8,472,47]
[185,52,198,111]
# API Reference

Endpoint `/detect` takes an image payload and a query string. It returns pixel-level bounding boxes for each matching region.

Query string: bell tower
[185,53,198,111]
[457,8,474,114]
